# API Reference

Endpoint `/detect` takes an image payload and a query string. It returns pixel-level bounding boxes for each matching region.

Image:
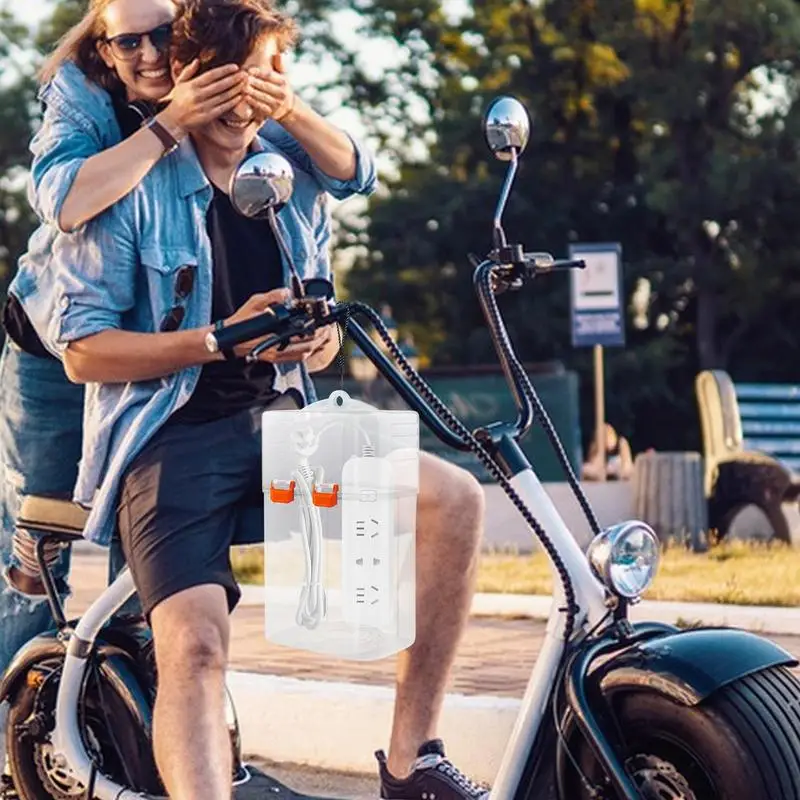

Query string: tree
[291,0,800,451]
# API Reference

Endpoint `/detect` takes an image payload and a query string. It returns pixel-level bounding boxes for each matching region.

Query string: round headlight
[587,521,661,600]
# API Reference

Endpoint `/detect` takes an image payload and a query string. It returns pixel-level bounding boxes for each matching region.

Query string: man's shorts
[117,392,302,617]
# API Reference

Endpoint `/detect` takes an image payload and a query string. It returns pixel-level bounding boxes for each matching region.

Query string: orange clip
[312,483,339,508]
[269,480,296,504]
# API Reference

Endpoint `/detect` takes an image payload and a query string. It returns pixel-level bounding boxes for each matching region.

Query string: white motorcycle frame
[48,464,610,800]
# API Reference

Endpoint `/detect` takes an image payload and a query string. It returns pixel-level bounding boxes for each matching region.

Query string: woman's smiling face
[97,0,176,102]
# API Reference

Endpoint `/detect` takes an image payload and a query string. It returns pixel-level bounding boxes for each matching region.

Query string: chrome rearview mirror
[483,96,531,249]
[483,96,531,162]
[230,151,295,219]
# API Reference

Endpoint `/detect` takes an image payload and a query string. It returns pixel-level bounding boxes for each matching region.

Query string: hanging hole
[330,390,349,407]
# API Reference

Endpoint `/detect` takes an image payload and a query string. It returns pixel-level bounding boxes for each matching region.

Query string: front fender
[598,627,797,705]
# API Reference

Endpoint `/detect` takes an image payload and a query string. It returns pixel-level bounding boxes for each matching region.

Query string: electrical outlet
[341,455,394,629]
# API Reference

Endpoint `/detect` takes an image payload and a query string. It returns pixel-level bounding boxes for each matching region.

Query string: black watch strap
[215,319,237,362]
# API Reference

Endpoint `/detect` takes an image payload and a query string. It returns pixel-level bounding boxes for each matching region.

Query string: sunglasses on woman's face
[104,23,173,61]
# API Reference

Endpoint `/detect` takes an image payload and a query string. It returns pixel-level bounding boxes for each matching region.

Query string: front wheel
[560,665,800,799]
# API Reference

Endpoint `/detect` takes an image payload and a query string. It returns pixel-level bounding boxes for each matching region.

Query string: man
[50,1,486,798]
[0,0,380,776]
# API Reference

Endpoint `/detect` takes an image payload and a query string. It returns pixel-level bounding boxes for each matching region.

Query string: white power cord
[293,461,326,628]
[289,422,374,629]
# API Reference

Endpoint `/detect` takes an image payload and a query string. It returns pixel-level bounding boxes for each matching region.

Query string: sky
[13,0,51,28]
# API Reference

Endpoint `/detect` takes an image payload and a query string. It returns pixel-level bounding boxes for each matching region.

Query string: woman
[0,0,356,680]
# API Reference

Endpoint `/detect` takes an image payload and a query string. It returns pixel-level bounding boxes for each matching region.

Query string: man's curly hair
[171,0,298,73]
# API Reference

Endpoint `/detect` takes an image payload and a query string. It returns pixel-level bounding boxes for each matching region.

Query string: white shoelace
[413,753,490,798]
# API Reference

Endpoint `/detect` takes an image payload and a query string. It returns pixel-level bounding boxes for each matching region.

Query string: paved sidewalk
[67,551,800,699]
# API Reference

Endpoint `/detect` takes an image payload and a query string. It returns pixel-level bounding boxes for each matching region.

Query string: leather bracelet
[145,117,180,156]
[214,319,238,362]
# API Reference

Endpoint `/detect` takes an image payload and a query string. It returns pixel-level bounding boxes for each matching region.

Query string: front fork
[553,621,679,800]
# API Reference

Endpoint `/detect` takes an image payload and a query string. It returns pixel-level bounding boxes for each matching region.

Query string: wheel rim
[565,727,719,799]
[33,740,86,799]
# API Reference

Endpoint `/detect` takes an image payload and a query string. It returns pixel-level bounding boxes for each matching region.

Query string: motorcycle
[3,95,800,800]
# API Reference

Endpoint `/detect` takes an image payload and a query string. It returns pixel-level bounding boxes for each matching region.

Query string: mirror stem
[492,149,519,251]
[268,206,305,298]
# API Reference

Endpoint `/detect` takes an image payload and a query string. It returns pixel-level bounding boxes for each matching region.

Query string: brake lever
[244,314,321,364]
[246,334,283,364]
[523,254,586,274]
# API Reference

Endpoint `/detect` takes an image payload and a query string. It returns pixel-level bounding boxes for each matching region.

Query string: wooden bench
[695,370,800,544]
[735,383,800,474]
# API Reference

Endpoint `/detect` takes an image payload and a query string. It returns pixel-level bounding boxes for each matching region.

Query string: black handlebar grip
[212,304,290,351]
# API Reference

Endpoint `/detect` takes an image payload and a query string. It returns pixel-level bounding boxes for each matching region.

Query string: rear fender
[0,631,65,704]
[0,630,152,732]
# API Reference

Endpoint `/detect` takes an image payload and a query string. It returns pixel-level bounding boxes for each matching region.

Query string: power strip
[341,454,394,630]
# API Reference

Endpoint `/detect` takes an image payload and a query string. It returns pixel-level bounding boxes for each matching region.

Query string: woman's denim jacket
[9,61,377,546]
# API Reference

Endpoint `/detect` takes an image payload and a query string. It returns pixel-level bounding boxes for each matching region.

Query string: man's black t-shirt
[168,184,284,424]
[2,90,145,359]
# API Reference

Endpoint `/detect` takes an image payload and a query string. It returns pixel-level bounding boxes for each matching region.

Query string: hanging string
[335,304,351,389]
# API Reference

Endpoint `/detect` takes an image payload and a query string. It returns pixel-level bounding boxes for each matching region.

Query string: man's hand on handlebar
[223,290,323,363]
[305,324,338,373]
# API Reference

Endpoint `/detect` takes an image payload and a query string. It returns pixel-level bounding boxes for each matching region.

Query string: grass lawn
[232,540,800,607]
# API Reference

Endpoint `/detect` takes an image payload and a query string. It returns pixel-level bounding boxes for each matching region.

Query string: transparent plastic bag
[262,390,419,660]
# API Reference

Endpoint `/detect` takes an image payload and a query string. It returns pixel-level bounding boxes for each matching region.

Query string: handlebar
[206,252,583,453]
[523,253,586,273]
[209,297,473,451]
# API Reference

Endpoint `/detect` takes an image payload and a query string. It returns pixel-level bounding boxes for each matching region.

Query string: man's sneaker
[376,739,490,800]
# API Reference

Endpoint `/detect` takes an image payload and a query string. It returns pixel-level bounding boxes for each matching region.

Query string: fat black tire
[561,665,800,799]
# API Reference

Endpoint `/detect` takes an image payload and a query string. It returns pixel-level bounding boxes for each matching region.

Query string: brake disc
[32,726,101,800]
[628,754,696,800]
[33,741,84,800]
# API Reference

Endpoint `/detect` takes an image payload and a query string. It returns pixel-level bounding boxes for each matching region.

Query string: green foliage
[36,1,88,54]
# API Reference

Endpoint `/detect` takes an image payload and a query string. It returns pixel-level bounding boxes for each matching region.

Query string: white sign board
[569,243,625,348]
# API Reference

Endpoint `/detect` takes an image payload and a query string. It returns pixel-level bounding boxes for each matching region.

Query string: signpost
[569,243,624,481]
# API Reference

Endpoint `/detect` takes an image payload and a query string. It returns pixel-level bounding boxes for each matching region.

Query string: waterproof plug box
[262,390,419,661]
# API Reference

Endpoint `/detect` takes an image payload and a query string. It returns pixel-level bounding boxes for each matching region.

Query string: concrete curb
[238,585,800,636]
[227,671,519,785]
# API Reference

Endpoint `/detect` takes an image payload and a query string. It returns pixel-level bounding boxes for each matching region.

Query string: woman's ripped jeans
[0,339,130,676]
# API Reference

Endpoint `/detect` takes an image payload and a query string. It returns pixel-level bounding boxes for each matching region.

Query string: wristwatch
[205,320,237,361]
[145,117,180,157]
